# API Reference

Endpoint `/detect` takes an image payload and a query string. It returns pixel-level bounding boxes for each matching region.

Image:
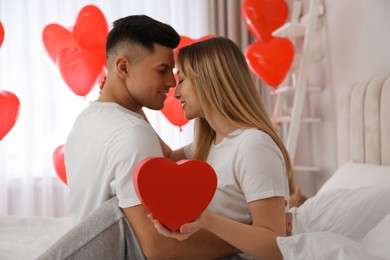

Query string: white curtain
[0,0,210,217]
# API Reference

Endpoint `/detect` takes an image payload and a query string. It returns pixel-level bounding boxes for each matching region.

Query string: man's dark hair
[106,15,180,55]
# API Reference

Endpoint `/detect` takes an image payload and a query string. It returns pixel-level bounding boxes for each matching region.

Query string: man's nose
[167,71,177,87]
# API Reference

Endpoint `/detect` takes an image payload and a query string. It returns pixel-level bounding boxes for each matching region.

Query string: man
[65,15,238,259]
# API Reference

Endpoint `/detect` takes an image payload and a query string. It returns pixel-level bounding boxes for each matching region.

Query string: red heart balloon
[53,144,67,185]
[245,37,295,88]
[0,91,20,141]
[161,87,189,128]
[0,21,4,48]
[241,0,289,41]
[73,5,108,52]
[133,157,217,231]
[42,5,108,96]
[57,47,103,97]
[42,24,80,63]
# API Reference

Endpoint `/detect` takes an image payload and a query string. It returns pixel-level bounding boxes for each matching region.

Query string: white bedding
[0,216,71,260]
[278,162,390,260]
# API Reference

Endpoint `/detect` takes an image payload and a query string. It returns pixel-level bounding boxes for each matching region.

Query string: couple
[65,14,295,260]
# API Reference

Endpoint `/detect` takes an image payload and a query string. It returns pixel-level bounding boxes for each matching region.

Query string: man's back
[65,101,163,224]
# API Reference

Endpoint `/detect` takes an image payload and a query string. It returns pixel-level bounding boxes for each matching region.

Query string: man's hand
[285,212,293,236]
[289,187,302,208]
[285,186,302,236]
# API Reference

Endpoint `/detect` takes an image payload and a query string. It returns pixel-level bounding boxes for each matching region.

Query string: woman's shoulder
[238,128,272,142]
[237,128,280,152]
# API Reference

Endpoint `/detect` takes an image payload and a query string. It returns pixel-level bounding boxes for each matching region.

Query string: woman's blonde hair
[178,37,294,194]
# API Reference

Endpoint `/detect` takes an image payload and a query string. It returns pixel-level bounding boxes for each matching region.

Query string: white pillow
[318,162,390,194]
[277,232,381,260]
[291,186,390,241]
[360,213,390,259]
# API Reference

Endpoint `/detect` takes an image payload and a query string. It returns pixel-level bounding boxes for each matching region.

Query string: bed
[0,75,389,259]
[0,216,71,260]
[277,74,390,259]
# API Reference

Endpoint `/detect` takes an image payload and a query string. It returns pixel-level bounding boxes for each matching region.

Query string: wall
[295,0,390,197]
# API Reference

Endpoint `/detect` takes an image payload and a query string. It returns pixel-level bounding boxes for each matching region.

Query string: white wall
[295,0,390,197]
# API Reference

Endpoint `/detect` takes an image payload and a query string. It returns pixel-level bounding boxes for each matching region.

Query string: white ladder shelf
[272,0,325,172]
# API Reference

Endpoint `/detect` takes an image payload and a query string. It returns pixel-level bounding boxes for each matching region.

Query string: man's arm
[124,205,239,260]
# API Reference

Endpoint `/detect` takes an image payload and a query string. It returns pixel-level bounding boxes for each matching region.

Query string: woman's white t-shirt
[188,128,289,224]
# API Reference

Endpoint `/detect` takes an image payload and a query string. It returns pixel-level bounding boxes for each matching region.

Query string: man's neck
[97,81,141,113]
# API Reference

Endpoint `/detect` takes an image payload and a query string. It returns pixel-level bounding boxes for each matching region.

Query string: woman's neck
[212,115,239,145]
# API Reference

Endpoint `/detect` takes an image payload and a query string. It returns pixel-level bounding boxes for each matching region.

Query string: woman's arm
[125,206,239,260]
[200,197,285,260]
[150,196,286,260]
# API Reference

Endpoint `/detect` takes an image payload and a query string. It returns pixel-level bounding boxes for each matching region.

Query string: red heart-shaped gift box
[133,157,217,231]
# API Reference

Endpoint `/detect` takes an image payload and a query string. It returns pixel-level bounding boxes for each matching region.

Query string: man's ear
[116,57,129,79]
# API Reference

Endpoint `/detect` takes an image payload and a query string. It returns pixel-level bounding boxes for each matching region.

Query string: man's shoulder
[76,104,150,133]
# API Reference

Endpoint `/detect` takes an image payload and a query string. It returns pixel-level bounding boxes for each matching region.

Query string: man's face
[126,44,176,111]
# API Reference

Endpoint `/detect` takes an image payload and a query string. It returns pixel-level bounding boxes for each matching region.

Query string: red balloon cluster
[242,0,295,88]
[0,91,20,141]
[53,144,67,185]
[42,5,108,97]
[0,21,4,48]
[161,35,214,129]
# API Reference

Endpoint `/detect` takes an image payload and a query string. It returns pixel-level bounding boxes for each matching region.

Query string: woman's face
[174,64,204,120]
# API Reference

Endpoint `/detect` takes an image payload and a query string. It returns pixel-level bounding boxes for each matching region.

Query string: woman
[151,37,295,260]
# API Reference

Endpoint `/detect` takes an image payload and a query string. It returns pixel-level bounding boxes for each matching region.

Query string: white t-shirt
[65,102,163,224]
[187,128,289,224]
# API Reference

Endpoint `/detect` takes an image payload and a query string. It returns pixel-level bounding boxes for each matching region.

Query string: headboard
[338,75,390,166]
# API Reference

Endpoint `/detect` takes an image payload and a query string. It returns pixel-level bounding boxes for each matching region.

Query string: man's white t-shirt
[65,102,163,224]
[188,128,289,224]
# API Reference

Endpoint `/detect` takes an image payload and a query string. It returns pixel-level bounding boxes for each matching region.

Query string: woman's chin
[183,112,194,121]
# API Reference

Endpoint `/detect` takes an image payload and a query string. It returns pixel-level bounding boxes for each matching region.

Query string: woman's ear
[115,57,129,79]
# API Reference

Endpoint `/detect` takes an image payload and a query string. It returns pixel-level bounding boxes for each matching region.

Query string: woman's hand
[147,213,202,241]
